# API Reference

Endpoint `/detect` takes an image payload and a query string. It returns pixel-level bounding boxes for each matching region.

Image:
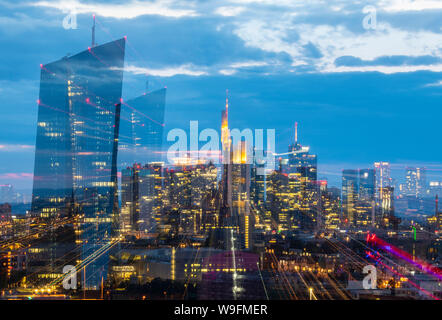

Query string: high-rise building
[320,185,341,231]
[379,186,396,229]
[251,154,266,206]
[341,169,376,228]
[120,162,165,235]
[374,161,393,224]
[359,169,375,203]
[139,162,164,233]
[287,122,317,182]
[357,169,376,226]
[266,166,290,231]
[120,166,139,233]
[0,185,17,204]
[405,167,427,198]
[342,170,359,226]
[231,141,253,249]
[31,38,125,288]
[118,84,166,168]
[220,92,232,212]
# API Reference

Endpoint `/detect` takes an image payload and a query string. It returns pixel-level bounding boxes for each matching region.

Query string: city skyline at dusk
[0,0,441,306]
[1,1,442,192]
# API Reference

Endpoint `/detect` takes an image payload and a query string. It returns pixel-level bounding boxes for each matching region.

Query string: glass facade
[118,88,166,168]
[31,38,126,289]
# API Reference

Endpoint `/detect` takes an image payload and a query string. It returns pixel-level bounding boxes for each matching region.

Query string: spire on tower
[295,122,298,144]
[92,14,96,47]
[225,89,229,113]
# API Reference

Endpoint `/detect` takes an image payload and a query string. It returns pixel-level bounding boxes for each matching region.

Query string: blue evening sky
[0,0,441,191]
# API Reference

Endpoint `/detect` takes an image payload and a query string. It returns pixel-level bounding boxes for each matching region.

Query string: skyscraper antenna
[92,14,96,47]
[225,89,229,113]
[295,122,298,144]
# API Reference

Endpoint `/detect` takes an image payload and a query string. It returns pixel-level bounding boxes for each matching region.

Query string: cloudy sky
[0,0,441,190]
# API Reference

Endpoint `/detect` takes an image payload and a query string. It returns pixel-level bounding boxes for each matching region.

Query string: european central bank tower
[31,38,126,289]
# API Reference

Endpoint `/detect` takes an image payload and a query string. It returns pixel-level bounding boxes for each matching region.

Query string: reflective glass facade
[31,38,126,288]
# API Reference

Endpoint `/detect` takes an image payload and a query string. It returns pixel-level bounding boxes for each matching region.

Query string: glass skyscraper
[118,87,166,235]
[31,38,126,289]
[118,87,166,168]
[342,169,359,226]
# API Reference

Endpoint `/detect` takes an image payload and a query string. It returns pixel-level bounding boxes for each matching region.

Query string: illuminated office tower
[138,162,164,233]
[287,122,317,181]
[231,141,251,209]
[120,162,165,235]
[374,162,392,195]
[251,153,266,206]
[118,84,166,168]
[120,166,139,233]
[342,170,358,226]
[374,162,392,224]
[405,167,427,198]
[357,169,376,227]
[220,92,232,211]
[266,157,319,232]
[321,186,341,231]
[379,186,397,229]
[218,91,234,243]
[359,169,375,202]
[266,162,297,232]
[266,169,287,226]
[231,141,254,249]
[31,38,125,288]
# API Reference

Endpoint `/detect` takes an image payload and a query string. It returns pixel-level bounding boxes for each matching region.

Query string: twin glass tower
[31,36,165,289]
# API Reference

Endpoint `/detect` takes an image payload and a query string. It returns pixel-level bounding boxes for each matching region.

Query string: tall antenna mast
[225,89,229,116]
[92,14,96,47]
[295,122,298,144]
